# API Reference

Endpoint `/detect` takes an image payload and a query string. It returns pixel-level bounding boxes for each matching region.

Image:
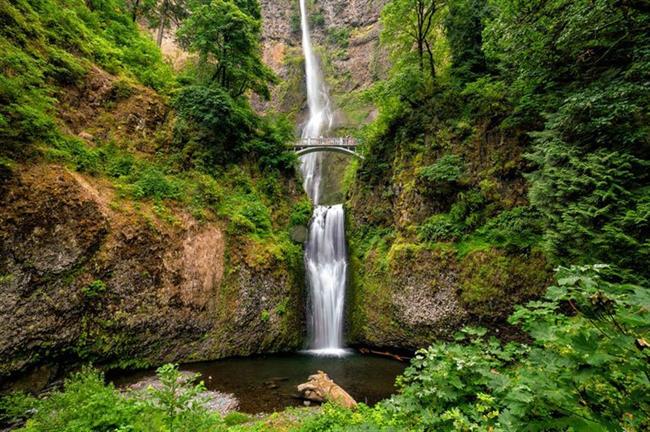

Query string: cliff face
[0,67,305,389]
[345,117,551,350]
[258,0,389,126]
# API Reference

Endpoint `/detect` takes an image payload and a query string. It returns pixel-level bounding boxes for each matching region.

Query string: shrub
[418,154,464,184]
[310,11,325,28]
[475,206,544,252]
[10,368,144,431]
[327,27,351,48]
[130,167,182,200]
[417,214,462,242]
[2,365,228,431]
[289,199,313,227]
[308,266,649,431]
[82,279,107,299]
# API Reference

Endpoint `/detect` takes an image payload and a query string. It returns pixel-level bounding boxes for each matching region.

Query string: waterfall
[298,0,348,356]
[299,0,332,205]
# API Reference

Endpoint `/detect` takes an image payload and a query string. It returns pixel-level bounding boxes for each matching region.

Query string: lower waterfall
[304,205,348,355]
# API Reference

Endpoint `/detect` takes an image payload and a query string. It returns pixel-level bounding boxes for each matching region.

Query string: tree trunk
[131,0,140,22]
[425,39,436,79]
[156,0,168,47]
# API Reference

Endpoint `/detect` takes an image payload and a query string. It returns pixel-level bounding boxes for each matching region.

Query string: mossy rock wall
[345,107,552,350]
[0,164,306,388]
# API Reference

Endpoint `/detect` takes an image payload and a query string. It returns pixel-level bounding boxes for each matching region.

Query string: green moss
[81,280,107,299]
[224,412,251,426]
[386,241,426,271]
[289,198,312,227]
[459,249,549,319]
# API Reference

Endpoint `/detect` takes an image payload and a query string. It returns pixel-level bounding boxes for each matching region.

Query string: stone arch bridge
[294,137,363,159]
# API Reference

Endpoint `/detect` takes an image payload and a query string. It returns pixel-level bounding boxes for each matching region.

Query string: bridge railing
[295,137,358,147]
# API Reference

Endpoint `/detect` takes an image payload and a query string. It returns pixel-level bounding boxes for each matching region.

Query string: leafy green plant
[310,11,325,28]
[146,364,208,430]
[417,213,463,242]
[418,154,464,184]
[130,167,182,200]
[274,297,289,316]
[474,206,544,252]
[327,27,351,48]
[3,366,228,431]
[289,199,313,227]
[303,265,650,431]
[82,279,107,299]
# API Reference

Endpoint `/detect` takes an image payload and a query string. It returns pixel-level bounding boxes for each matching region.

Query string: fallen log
[358,347,409,362]
[297,371,357,409]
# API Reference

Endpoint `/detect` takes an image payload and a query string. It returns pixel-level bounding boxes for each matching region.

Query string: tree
[125,0,155,22]
[484,0,650,281]
[177,0,275,99]
[137,0,189,46]
[381,0,443,81]
[444,0,488,83]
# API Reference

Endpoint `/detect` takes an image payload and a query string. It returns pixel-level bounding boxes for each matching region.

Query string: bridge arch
[295,146,364,159]
[293,137,364,159]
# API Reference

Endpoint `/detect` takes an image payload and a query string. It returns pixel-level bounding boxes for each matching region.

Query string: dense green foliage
[0,0,295,172]
[341,1,650,430]
[176,0,273,99]
[171,0,295,171]
[484,0,650,282]
[1,365,227,431]
[0,0,173,155]
[2,0,649,431]
[298,266,650,431]
[356,0,650,282]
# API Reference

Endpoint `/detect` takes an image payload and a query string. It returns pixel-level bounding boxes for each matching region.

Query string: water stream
[298,0,348,356]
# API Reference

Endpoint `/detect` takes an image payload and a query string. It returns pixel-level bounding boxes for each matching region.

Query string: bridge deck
[294,137,358,148]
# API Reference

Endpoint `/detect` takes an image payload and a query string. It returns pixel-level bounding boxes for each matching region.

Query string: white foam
[303,348,352,357]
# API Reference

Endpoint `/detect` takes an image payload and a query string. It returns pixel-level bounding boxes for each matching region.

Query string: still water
[112,352,407,413]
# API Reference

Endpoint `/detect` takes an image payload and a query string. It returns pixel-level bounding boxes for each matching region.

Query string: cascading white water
[298,0,348,356]
[299,0,333,206]
[304,205,347,354]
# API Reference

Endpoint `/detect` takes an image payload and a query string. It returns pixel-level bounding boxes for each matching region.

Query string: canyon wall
[258,0,389,127]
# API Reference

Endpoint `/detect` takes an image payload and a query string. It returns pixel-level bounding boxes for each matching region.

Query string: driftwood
[297,371,357,409]
[358,347,409,362]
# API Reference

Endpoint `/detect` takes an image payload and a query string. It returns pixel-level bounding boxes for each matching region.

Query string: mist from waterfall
[299,0,348,356]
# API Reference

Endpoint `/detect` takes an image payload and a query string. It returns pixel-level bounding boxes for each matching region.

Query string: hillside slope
[0,0,307,388]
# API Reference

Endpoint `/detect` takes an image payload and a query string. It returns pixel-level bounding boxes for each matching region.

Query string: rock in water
[297,371,357,409]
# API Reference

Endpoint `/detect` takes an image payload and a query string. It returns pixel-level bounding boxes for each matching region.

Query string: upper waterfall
[298,0,333,205]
